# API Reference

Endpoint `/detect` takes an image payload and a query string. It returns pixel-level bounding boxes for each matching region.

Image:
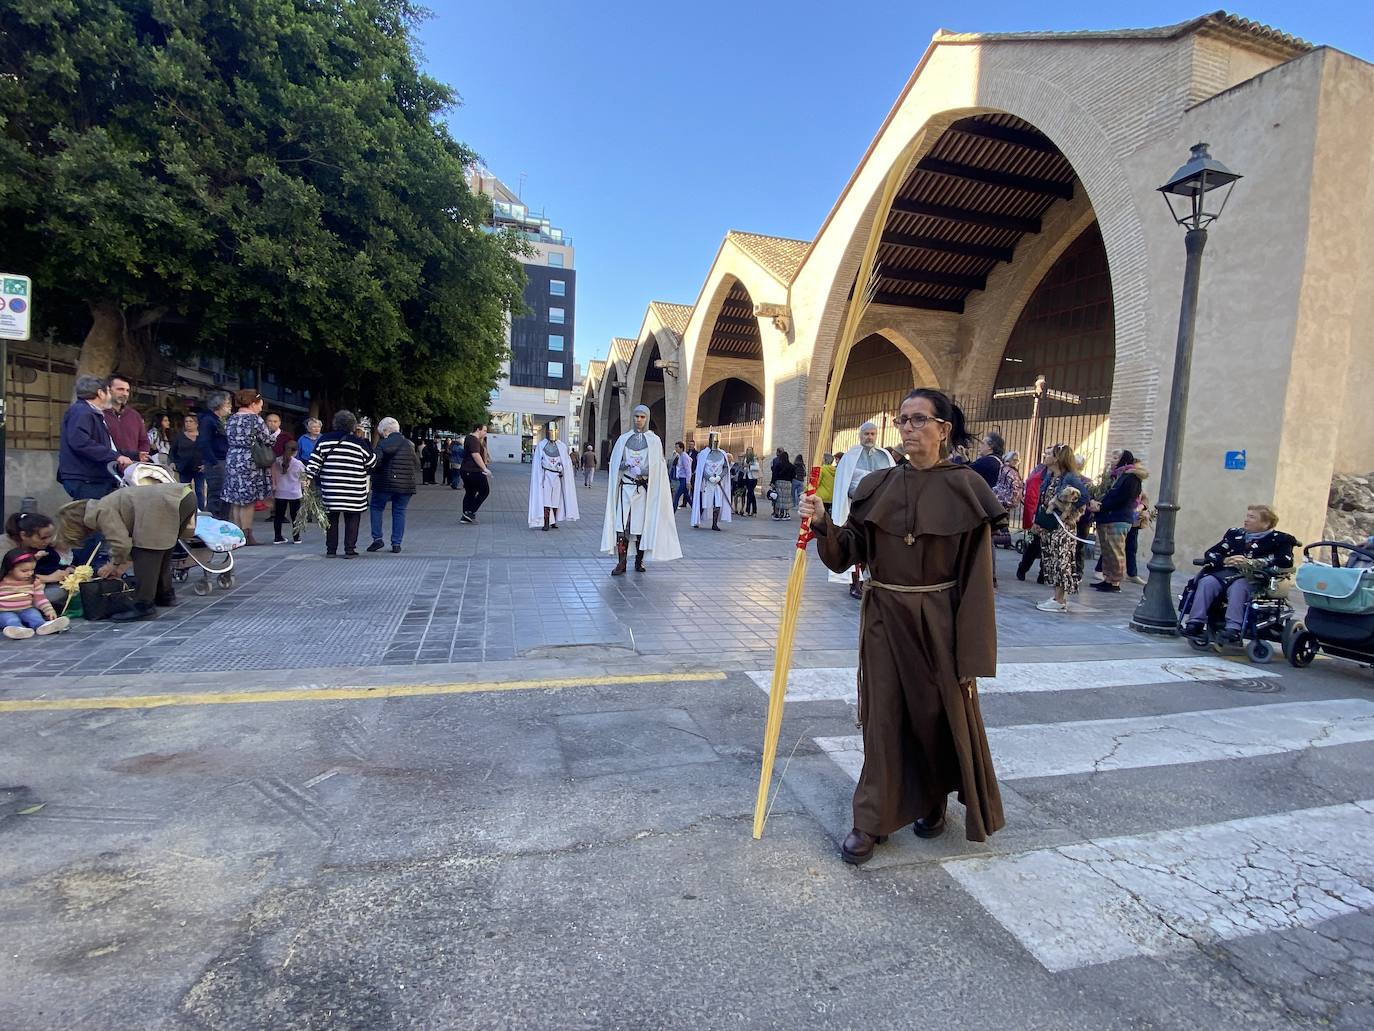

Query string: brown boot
[711,508,721,531]
[634,536,646,572]
[611,535,628,577]
[543,509,551,532]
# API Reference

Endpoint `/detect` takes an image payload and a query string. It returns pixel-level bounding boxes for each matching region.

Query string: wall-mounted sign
[1224,450,1247,471]
[0,274,31,341]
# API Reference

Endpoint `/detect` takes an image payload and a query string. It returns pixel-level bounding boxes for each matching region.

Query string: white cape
[690,450,733,527]
[828,444,895,582]
[527,437,580,528]
[599,430,682,562]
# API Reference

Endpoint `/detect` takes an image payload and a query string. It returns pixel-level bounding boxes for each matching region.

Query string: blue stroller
[1284,540,1374,669]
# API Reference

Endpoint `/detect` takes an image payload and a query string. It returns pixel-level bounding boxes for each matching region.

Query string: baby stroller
[1283,540,1374,669]
[1177,557,1295,664]
[173,513,243,595]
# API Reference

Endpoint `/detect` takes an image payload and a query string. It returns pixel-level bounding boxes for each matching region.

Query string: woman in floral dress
[220,388,272,545]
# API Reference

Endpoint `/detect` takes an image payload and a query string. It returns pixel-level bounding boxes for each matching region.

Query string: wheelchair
[1176,559,1296,664]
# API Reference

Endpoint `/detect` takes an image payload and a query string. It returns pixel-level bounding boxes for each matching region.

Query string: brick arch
[799,94,1150,458]
[625,324,682,437]
[595,362,626,461]
[681,263,780,438]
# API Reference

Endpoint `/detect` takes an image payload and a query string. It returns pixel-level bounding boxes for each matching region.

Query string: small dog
[1049,485,1082,521]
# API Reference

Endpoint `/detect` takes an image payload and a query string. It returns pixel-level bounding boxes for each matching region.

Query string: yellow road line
[0,670,728,714]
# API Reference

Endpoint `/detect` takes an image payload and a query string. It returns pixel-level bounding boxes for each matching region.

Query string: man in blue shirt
[58,375,133,500]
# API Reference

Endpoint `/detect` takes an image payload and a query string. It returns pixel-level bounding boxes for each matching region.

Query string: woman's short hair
[232,388,262,409]
[1004,451,1020,469]
[332,410,358,435]
[1248,504,1279,529]
[984,431,1005,455]
[377,417,400,435]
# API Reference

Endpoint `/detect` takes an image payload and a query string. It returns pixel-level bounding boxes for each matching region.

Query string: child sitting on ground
[0,547,70,639]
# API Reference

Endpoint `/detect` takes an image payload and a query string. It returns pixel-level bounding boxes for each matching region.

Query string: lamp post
[1132,143,1242,634]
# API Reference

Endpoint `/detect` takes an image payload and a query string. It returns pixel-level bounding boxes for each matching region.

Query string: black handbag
[251,440,276,468]
[79,578,139,620]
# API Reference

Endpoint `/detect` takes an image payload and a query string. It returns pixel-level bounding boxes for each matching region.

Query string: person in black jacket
[198,391,232,519]
[368,418,419,552]
[1181,504,1297,643]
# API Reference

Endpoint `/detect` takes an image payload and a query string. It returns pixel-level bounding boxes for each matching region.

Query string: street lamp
[1132,143,1242,634]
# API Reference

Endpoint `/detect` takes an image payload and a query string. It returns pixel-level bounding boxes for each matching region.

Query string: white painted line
[943,800,1374,972]
[816,698,1374,783]
[746,656,1276,703]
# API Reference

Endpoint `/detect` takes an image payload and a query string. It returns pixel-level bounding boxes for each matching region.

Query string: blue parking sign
[1224,450,1246,471]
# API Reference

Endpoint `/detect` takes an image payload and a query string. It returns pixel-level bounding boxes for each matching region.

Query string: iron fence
[691,420,765,461]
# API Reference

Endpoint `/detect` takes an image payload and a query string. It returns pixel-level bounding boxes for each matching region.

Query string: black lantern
[1158,142,1242,231]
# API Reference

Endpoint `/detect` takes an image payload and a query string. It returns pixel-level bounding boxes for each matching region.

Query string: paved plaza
[3,474,1374,1029]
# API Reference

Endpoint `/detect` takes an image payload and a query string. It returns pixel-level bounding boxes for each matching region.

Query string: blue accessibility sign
[1224,450,1247,471]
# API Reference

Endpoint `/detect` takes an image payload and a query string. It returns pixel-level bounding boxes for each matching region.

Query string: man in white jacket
[600,405,681,575]
[527,421,579,531]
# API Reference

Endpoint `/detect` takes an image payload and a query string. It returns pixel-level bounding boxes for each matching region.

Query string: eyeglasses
[894,414,948,430]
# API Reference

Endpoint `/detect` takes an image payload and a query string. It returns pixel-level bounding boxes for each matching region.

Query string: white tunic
[616,437,651,536]
[539,441,564,509]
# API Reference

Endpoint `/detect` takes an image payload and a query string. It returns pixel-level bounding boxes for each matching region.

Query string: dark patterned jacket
[1201,527,1298,582]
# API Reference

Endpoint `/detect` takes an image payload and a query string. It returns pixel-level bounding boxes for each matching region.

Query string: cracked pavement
[3,478,1374,1028]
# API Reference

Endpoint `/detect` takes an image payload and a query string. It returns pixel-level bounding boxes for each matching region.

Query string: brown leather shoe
[840,828,888,865]
[912,799,947,839]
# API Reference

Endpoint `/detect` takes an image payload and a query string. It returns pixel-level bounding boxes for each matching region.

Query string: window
[548,361,564,379]
[549,280,566,297]
[548,334,564,351]
[544,389,560,405]
[549,306,565,325]
[547,252,564,267]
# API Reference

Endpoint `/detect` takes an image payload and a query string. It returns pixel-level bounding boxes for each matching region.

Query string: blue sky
[418,1,1372,370]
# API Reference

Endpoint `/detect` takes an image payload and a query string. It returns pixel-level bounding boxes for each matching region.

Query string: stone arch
[578,385,597,456]
[595,361,626,464]
[797,92,1150,462]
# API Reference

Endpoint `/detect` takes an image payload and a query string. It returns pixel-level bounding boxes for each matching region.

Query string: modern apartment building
[469,169,576,463]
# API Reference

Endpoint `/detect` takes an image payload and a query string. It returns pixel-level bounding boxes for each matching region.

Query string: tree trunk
[78,301,123,380]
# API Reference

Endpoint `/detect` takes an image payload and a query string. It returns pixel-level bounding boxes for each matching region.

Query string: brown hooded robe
[815,460,1005,841]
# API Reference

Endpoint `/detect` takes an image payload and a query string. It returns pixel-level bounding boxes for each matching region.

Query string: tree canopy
[0,0,526,426]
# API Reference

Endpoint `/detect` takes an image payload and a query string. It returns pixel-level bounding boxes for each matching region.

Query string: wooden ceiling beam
[951,120,1060,153]
[889,198,1041,234]
[880,230,1013,263]
[869,292,965,314]
[917,157,1074,200]
[879,266,987,291]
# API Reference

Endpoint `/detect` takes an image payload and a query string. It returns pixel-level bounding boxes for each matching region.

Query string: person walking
[198,392,232,520]
[368,418,418,552]
[581,444,598,487]
[271,441,306,544]
[58,375,134,502]
[220,389,272,546]
[1036,446,1092,613]
[801,387,1005,863]
[170,413,206,509]
[303,410,376,557]
[671,442,692,511]
[459,422,493,523]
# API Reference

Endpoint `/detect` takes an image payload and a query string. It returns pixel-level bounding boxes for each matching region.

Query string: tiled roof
[726,230,811,284]
[584,359,606,388]
[648,301,694,338]
[610,337,637,366]
[934,12,1311,57]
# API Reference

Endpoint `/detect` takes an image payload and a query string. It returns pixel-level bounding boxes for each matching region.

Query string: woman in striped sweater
[303,410,377,558]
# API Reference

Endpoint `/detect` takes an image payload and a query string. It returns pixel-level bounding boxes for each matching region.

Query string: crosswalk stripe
[943,800,1374,972]
[745,655,1275,703]
[814,698,1374,782]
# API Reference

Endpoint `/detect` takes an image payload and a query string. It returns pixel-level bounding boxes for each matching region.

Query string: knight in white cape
[600,404,682,575]
[527,420,580,530]
[690,431,732,532]
[828,419,895,598]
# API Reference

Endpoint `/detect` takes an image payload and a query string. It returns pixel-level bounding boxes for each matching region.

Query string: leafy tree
[0,0,525,426]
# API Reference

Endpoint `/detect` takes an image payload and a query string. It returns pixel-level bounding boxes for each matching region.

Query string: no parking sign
[0,274,31,341]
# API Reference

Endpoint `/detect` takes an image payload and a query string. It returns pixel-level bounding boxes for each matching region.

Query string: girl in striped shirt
[0,548,70,640]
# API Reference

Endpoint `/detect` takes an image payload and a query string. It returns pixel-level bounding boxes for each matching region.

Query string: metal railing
[690,420,764,461]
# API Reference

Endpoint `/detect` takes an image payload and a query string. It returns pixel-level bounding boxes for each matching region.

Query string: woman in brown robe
[800,388,1006,864]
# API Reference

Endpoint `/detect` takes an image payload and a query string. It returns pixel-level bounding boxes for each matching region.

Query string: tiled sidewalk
[0,470,1150,678]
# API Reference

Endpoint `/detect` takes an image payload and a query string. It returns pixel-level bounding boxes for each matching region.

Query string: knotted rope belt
[855,578,959,726]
